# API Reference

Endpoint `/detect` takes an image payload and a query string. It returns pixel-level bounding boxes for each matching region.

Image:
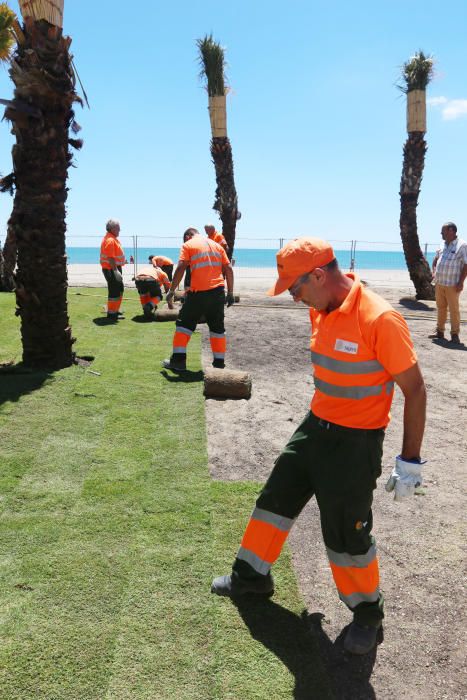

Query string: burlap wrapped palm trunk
[399,90,434,300]
[208,95,239,259]
[7,17,78,368]
[19,0,63,28]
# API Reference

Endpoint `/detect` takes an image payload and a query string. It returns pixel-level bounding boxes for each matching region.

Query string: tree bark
[399,132,435,300]
[211,137,239,259]
[6,18,79,368]
[1,224,17,291]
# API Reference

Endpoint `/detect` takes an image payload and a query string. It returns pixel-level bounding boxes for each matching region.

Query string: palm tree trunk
[399,132,434,300]
[1,224,17,291]
[7,17,77,368]
[211,136,239,259]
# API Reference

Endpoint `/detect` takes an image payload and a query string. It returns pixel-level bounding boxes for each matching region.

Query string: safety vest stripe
[191,260,222,271]
[175,326,193,336]
[191,250,222,262]
[329,557,379,597]
[326,544,377,569]
[212,352,225,359]
[108,296,121,302]
[210,331,226,339]
[338,589,380,608]
[237,547,271,575]
[311,351,384,375]
[240,516,289,564]
[173,347,188,354]
[314,377,393,400]
[251,507,294,532]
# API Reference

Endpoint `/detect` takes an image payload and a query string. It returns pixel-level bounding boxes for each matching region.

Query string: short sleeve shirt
[434,238,467,286]
[179,235,229,291]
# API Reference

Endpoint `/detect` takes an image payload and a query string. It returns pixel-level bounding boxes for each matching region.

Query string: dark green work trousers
[233,411,385,626]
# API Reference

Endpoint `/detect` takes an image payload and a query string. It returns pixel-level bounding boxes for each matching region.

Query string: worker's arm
[166,260,189,301]
[223,263,234,296]
[455,263,467,293]
[392,362,426,461]
[431,252,439,275]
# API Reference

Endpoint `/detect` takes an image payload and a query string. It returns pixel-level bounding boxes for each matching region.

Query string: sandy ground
[67,264,414,292]
[198,284,467,700]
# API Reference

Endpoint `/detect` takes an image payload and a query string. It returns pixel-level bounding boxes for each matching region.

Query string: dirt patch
[201,287,467,699]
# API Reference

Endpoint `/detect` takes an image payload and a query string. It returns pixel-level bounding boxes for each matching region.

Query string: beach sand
[67,264,414,292]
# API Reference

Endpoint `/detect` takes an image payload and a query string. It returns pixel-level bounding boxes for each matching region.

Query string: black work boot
[143,302,154,319]
[450,333,461,344]
[212,359,225,369]
[344,621,380,655]
[162,355,186,372]
[211,573,274,598]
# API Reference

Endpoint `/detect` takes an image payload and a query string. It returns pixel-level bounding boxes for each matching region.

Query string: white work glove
[385,456,426,502]
[113,269,123,284]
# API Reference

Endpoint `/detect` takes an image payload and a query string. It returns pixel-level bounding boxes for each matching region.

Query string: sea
[67,247,436,270]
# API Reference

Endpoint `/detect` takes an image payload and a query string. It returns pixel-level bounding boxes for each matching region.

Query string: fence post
[135,235,138,275]
[350,240,356,271]
[424,243,428,258]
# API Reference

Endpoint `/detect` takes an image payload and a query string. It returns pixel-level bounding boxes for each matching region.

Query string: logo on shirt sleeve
[335,339,358,354]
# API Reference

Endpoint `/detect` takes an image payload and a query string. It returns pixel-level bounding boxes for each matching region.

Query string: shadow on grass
[432,338,467,351]
[0,366,52,406]
[92,317,119,327]
[233,598,378,700]
[160,369,204,383]
[131,315,153,323]
[399,297,434,311]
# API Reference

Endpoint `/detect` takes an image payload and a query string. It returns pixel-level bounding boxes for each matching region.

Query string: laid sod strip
[0,289,331,699]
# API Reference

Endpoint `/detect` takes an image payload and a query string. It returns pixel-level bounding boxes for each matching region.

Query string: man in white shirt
[430,222,467,344]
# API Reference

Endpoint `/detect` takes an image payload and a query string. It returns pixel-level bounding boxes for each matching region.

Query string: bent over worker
[100,219,126,321]
[211,237,427,655]
[163,227,234,371]
[135,264,173,319]
[153,255,174,282]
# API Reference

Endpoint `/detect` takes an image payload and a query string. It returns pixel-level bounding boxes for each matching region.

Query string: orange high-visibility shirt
[309,274,417,429]
[100,233,126,269]
[154,256,174,266]
[179,234,229,291]
[136,266,170,290]
[208,230,228,249]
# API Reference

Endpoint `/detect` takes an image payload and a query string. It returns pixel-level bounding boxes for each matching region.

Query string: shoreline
[67,264,415,291]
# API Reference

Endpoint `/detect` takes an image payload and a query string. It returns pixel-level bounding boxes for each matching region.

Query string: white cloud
[427,96,447,106]
[428,96,467,121]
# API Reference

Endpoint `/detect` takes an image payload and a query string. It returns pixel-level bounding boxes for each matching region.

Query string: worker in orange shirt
[151,255,174,281]
[100,219,126,321]
[204,224,229,253]
[135,263,173,319]
[162,227,234,372]
[211,237,427,655]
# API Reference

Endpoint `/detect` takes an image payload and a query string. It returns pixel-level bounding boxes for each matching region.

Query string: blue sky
[0,0,466,249]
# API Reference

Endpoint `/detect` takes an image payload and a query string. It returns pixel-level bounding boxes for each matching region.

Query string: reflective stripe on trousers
[326,544,380,607]
[173,326,193,354]
[236,507,294,575]
[210,331,226,360]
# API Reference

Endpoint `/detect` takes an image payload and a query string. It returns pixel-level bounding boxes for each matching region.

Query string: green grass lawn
[0,288,331,699]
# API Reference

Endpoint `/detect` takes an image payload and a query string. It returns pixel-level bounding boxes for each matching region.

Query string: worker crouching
[135,264,172,319]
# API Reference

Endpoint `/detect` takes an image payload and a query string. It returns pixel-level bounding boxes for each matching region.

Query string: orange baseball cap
[267,237,335,296]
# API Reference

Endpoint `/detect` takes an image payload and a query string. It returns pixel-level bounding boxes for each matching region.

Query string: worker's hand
[167,299,175,310]
[166,290,175,305]
[455,281,464,293]
[385,456,426,502]
[113,270,123,284]
[225,293,235,307]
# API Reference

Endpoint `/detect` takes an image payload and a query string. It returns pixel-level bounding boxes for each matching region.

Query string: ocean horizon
[66,246,436,271]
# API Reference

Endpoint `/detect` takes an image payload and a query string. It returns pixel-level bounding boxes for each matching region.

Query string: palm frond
[399,50,434,93]
[197,34,226,97]
[0,3,16,62]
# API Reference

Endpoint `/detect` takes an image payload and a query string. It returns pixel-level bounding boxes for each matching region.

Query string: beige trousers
[435,284,461,335]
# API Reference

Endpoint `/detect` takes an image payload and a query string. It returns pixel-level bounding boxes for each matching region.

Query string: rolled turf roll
[204,368,252,399]
[154,308,179,322]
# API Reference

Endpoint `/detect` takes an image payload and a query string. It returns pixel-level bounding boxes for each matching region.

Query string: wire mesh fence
[64,235,441,286]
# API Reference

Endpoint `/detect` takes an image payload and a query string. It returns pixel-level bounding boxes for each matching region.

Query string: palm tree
[197,34,240,258]
[0,2,17,292]
[398,51,435,300]
[4,0,82,368]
